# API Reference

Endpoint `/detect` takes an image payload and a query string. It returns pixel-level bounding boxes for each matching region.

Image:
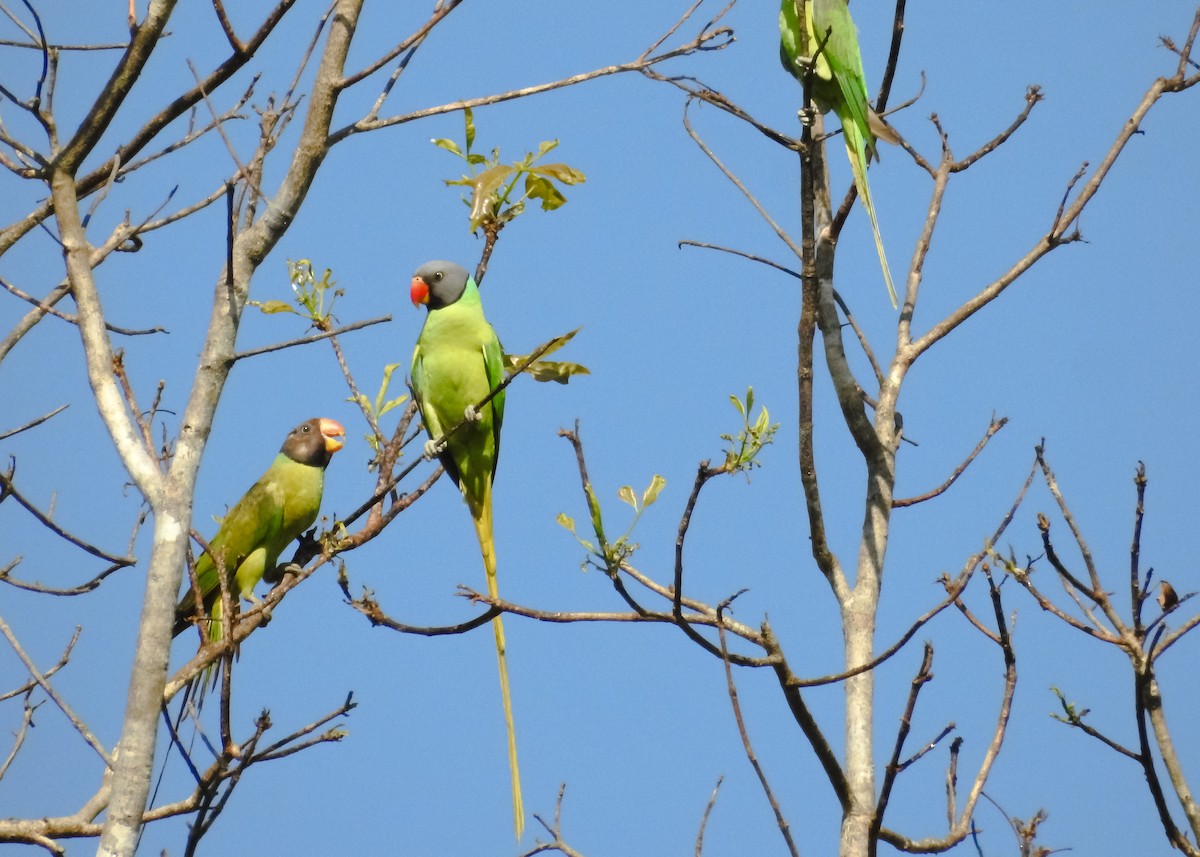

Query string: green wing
[779,0,802,74]
[780,0,897,307]
[175,454,322,640]
[481,328,505,474]
[811,0,873,150]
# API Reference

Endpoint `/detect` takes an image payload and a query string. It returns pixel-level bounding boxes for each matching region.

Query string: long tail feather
[473,492,524,840]
[843,118,898,308]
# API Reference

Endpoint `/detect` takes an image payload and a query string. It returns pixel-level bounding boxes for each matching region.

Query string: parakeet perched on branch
[173,417,345,642]
[409,259,524,839]
[780,0,900,307]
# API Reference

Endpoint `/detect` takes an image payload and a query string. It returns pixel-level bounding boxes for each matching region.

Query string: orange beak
[410,276,430,307]
[319,418,346,454]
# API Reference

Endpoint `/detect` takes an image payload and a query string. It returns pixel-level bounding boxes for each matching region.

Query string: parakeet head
[411,260,469,310]
[281,417,345,467]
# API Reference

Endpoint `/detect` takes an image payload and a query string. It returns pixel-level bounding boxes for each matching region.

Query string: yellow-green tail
[472,494,524,839]
[843,120,898,308]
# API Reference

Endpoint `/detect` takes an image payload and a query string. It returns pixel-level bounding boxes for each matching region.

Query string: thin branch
[907,68,1196,361]
[231,314,390,362]
[682,99,803,260]
[792,570,970,688]
[0,464,137,566]
[0,275,166,336]
[340,0,462,90]
[716,597,801,857]
[893,415,1008,507]
[0,692,37,781]
[0,558,129,596]
[872,642,936,852]
[0,614,111,766]
[0,404,68,440]
[328,22,734,145]
[0,626,79,703]
[694,776,723,857]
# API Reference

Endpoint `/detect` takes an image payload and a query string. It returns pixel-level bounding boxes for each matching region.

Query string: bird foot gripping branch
[422,437,445,461]
[797,105,819,129]
[262,561,304,585]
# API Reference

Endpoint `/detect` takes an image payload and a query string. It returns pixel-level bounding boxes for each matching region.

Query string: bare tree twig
[0,614,111,766]
[893,416,1008,507]
[0,464,137,566]
[694,776,723,857]
[0,404,68,440]
[231,315,391,362]
[717,596,801,857]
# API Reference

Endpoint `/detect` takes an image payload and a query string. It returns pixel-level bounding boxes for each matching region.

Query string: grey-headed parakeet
[780,0,900,307]
[409,260,524,839]
[173,417,345,642]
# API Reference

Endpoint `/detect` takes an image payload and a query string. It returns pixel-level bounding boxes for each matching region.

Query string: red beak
[410,276,430,307]
[319,418,346,454]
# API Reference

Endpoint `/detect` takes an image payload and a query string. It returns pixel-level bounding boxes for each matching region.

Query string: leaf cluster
[557,473,666,574]
[720,387,778,475]
[249,259,343,331]
[503,327,590,385]
[349,363,408,458]
[434,107,587,234]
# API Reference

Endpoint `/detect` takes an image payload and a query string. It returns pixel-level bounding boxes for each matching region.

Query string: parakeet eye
[433,271,443,282]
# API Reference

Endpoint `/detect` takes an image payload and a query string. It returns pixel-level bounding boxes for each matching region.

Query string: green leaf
[584,483,605,539]
[374,363,403,414]
[501,328,589,384]
[530,162,587,184]
[466,153,488,166]
[729,394,746,418]
[617,485,637,510]
[252,300,295,315]
[534,327,581,359]
[745,386,755,415]
[536,139,559,158]
[377,395,408,418]
[432,137,462,157]
[464,106,475,151]
[525,174,567,212]
[469,163,517,228]
[642,474,666,508]
[511,359,590,384]
[556,512,576,534]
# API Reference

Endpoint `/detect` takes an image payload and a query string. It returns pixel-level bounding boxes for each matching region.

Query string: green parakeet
[173,417,346,642]
[409,259,524,839]
[780,0,900,307]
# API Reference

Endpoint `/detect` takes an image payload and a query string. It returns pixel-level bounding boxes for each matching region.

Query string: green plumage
[780,0,899,307]
[173,417,343,642]
[409,260,523,840]
[411,279,505,520]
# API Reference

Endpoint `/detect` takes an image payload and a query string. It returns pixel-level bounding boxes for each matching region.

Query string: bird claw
[797,106,818,128]
[263,562,303,585]
[463,404,482,423]
[423,437,445,461]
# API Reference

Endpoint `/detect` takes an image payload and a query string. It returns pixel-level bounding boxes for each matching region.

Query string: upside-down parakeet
[409,259,524,839]
[173,417,345,642]
[780,0,900,307]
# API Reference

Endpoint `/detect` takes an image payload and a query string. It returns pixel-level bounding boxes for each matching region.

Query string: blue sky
[2,1,1198,854]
